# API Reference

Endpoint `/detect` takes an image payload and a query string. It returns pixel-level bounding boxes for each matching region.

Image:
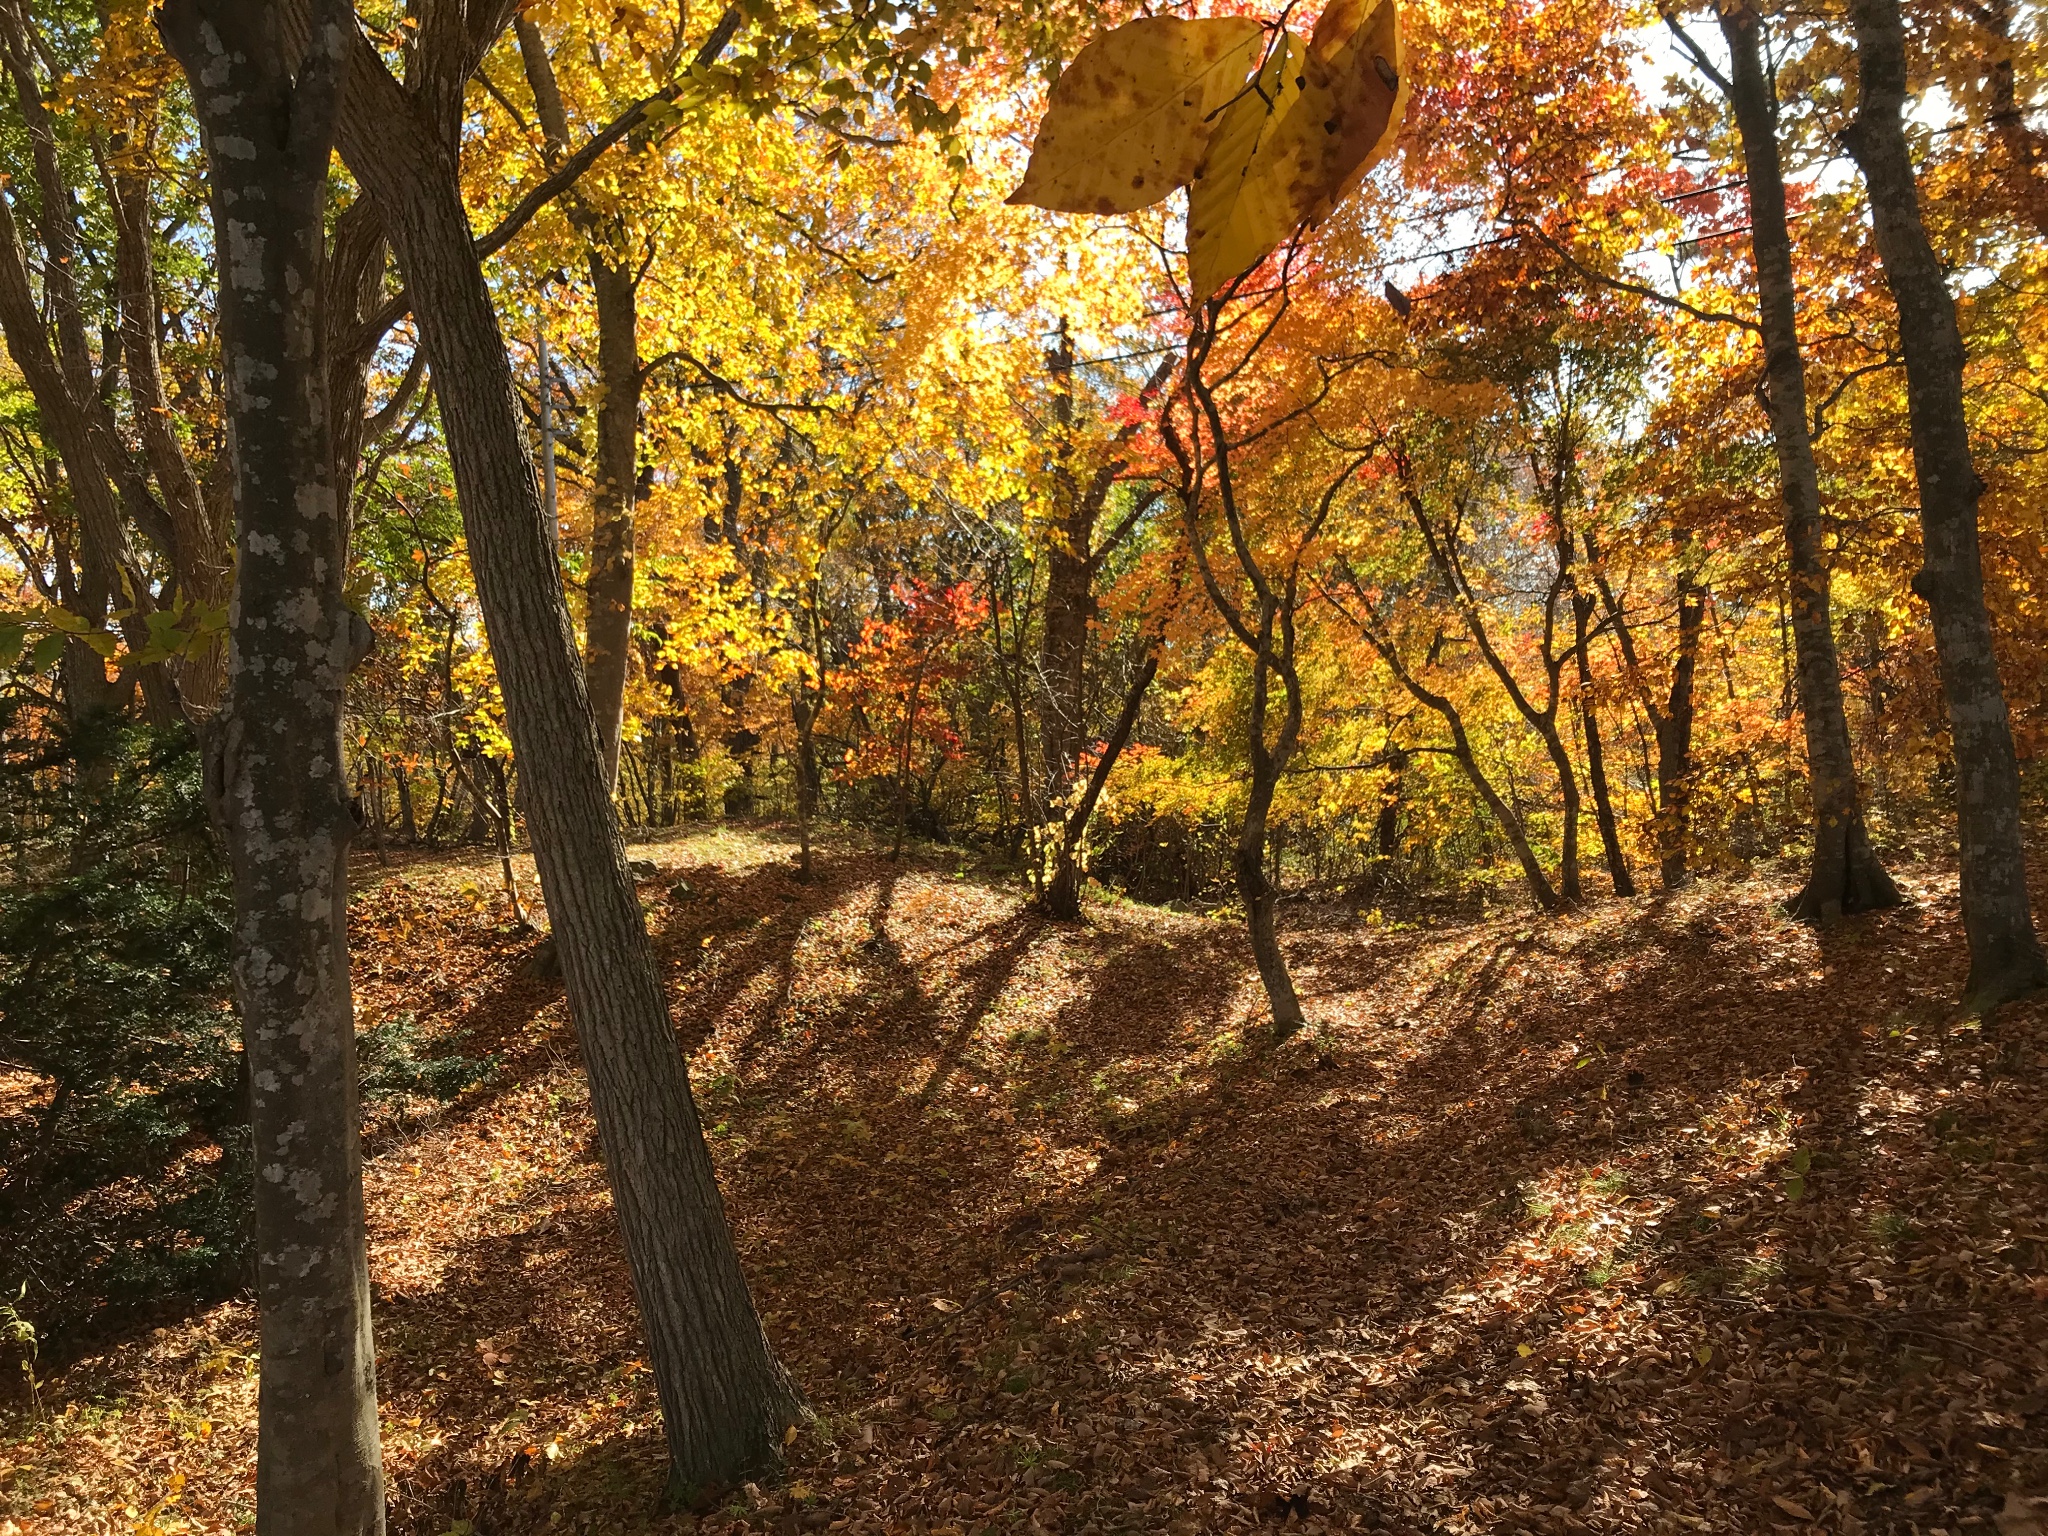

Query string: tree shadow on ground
[16,833,2042,1536]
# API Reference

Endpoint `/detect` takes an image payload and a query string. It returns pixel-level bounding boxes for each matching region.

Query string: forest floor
[3,826,2047,1536]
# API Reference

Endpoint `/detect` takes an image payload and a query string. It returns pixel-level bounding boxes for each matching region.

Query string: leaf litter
[3,827,2045,1536]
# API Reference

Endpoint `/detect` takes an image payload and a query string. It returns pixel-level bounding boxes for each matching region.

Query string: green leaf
[27,633,66,674]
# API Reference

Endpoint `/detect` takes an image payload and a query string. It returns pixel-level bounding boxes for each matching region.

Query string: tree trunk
[157,6,383,1533]
[394,758,418,841]
[890,658,928,861]
[580,254,640,792]
[1842,0,2046,1006]
[1043,651,1157,920]
[1240,667,1305,1038]
[1038,325,1090,802]
[1719,0,1901,924]
[327,21,799,1492]
[1656,580,1705,891]
[791,685,823,881]
[1574,591,1634,896]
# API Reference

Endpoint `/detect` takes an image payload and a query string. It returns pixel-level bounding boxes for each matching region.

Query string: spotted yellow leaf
[1008,16,1265,216]
[1187,0,1408,301]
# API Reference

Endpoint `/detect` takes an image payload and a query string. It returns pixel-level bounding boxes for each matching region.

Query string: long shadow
[34,836,2044,1536]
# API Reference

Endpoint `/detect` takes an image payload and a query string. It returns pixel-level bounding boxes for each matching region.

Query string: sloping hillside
[5,827,2045,1536]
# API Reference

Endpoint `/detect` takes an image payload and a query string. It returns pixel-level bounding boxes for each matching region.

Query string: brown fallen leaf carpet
[3,825,2045,1536]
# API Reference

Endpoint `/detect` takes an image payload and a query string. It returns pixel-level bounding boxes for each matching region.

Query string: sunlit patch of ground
[3,827,2045,1536]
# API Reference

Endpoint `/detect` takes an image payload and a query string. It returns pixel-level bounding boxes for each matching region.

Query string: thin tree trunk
[580,253,640,792]
[1842,0,2047,1005]
[394,757,418,841]
[1404,484,1584,903]
[1717,0,1901,923]
[1656,581,1705,891]
[1043,651,1157,920]
[515,18,643,794]
[1239,614,1305,1039]
[791,690,820,881]
[1574,590,1634,896]
[158,7,383,1534]
[1347,602,1561,912]
[890,657,929,861]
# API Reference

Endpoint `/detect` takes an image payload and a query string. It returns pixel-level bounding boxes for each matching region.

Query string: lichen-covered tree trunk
[1719,0,1900,923]
[157,5,383,1532]
[328,23,800,1492]
[1843,0,2047,1005]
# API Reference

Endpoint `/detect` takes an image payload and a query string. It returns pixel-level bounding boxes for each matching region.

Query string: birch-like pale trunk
[157,4,383,1532]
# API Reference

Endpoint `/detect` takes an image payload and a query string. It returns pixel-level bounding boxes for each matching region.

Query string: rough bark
[156,5,383,1533]
[323,12,799,1489]
[1842,0,2047,1004]
[1718,0,1902,923]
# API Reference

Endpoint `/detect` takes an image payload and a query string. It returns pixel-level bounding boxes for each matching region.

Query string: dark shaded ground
[3,824,2045,1536]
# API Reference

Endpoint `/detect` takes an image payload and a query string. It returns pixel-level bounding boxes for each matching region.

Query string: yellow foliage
[1006,17,1264,216]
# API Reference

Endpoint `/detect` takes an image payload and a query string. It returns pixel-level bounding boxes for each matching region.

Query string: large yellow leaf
[1186,0,1408,302]
[1007,16,1266,217]
[1186,31,1308,305]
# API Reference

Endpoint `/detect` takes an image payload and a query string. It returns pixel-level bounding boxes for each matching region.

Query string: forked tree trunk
[1719,0,1901,923]
[1843,0,2047,1006]
[157,5,383,1533]
[326,19,799,1493]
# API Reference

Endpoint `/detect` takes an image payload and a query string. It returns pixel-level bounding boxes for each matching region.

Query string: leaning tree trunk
[1843,0,2047,1006]
[1720,0,1901,923]
[157,5,384,1533]
[327,24,799,1492]
[1355,617,1562,912]
[1043,651,1157,920]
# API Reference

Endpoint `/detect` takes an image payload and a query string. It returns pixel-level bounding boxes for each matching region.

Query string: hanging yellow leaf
[1007,16,1265,216]
[1186,0,1408,301]
[1186,30,1308,305]
[1297,0,1409,225]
